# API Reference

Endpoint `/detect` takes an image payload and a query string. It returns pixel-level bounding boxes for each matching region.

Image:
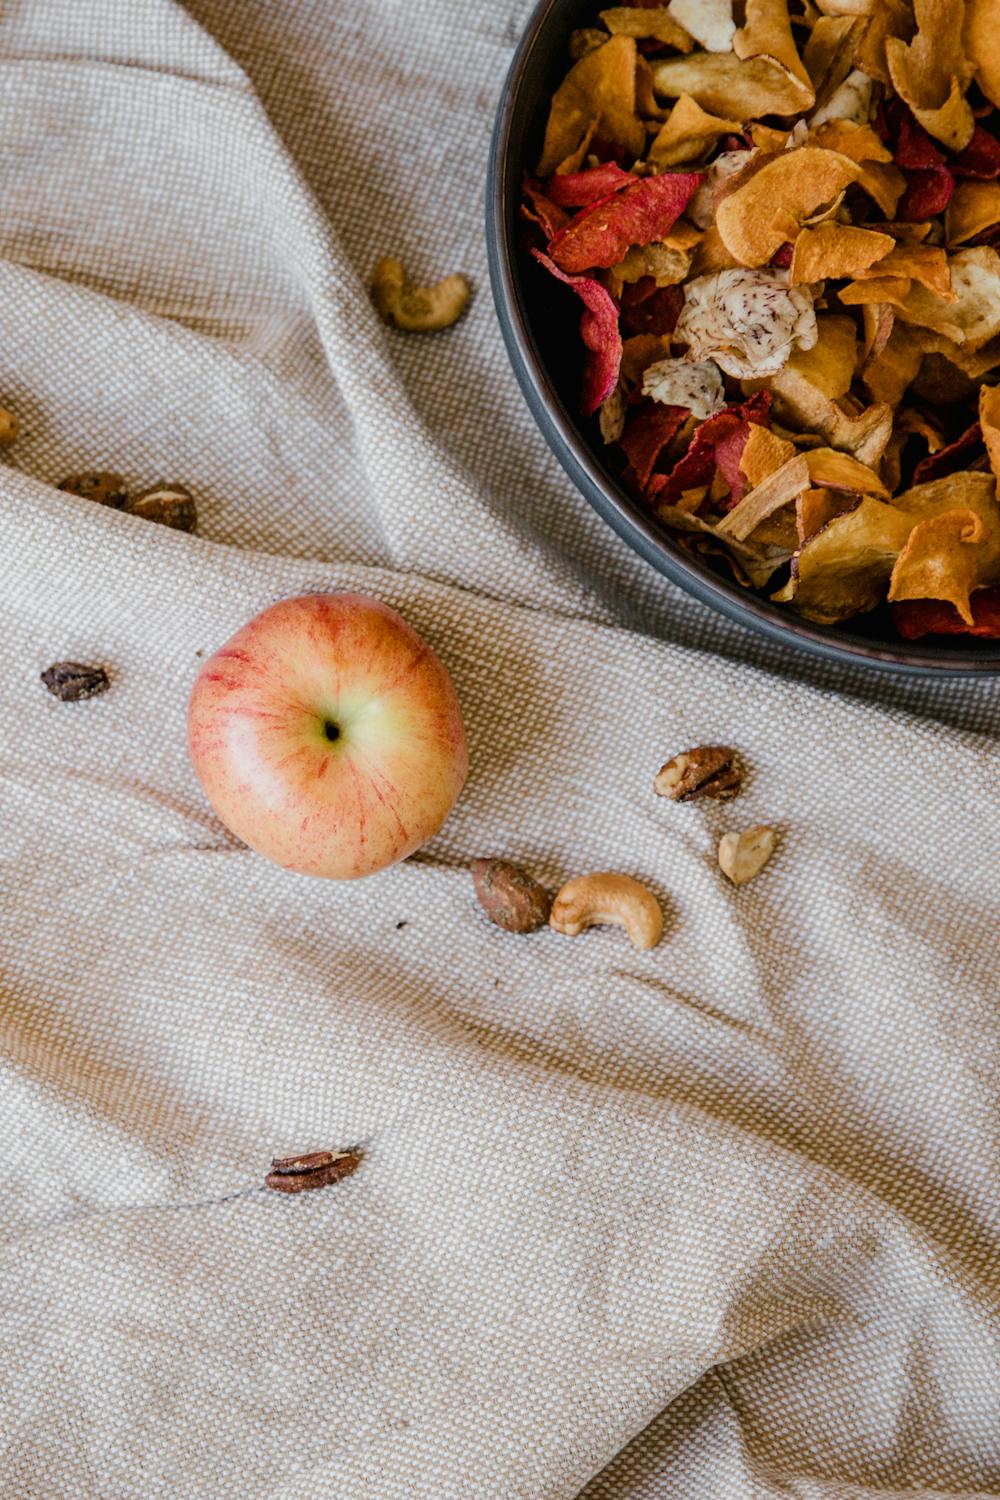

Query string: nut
[472,858,551,933]
[40,662,109,702]
[549,872,663,951]
[654,746,742,801]
[265,1149,360,1194]
[57,471,129,509]
[371,257,470,332]
[0,407,19,446]
[718,826,777,885]
[128,482,197,532]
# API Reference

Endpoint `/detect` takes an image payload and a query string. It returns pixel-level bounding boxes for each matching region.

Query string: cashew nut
[0,407,19,446]
[549,872,664,951]
[371,257,470,332]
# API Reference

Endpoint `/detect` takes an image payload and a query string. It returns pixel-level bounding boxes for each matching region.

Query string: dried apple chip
[773,496,915,621]
[667,0,734,53]
[538,36,645,177]
[804,15,865,109]
[789,222,895,284]
[804,447,889,496]
[861,320,925,405]
[717,453,812,539]
[734,0,814,95]
[895,246,1000,350]
[885,0,975,151]
[620,333,673,385]
[854,244,953,297]
[548,171,703,272]
[739,423,797,488]
[606,241,693,298]
[651,52,814,119]
[648,95,742,168]
[715,147,860,267]
[946,181,1000,245]
[840,276,913,308]
[797,486,856,542]
[980,384,1000,481]
[600,6,693,48]
[888,507,989,622]
[853,0,914,87]
[964,0,1000,110]
[808,120,892,165]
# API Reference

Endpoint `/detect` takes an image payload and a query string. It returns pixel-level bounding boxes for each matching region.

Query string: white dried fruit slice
[642,357,726,419]
[675,269,817,379]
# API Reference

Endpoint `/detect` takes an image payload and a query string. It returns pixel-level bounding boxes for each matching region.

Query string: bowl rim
[485,0,1000,678]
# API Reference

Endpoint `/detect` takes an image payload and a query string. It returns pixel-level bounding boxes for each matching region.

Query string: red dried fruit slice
[898,166,955,220]
[620,279,684,337]
[548,171,703,274]
[531,249,622,414]
[647,391,772,508]
[952,125,1000,180]
[893,587,1000,637]
[621,401,689,489]
[912,421,984,483]
[546,162,634,207]
[522,178,570,239]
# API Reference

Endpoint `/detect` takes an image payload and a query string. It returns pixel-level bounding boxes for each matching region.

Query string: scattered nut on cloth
[1,5,1000,1500]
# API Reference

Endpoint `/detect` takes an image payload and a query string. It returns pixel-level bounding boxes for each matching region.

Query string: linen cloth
[0,1,998,1496]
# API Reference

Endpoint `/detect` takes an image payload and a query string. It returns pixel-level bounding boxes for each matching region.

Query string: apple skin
[188,592,468,879]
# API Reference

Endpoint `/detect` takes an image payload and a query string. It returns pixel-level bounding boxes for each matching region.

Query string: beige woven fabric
[0,3,998,1497]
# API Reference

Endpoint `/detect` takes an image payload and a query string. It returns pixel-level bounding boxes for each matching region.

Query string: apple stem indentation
[323,720,341,743]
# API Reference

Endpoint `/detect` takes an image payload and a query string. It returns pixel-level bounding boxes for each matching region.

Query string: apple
[188,592,468,879]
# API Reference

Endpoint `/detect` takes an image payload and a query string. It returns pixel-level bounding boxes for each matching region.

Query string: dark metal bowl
[485,0,1000,676]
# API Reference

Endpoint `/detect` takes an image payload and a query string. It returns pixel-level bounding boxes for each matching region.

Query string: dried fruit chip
[797,486,856,542]
[854,243,953,297]
[675,268,817,378]
[715,147,860,266]
[789,222,895,284]
[739,422,797,488]
[945,181,1000,244]
[717,452,812,538]
[648,95,742,168]
[667,0,734,52]
[952,125,1000,180]
[538,35,645,177]
[804,15,865,110]
[606,241,694,297]
[548,171,703,273]
[620,279,685,335]
[522,179,571,239]
[964,0,1000,110]
[885,0,975,151]
[839,275,913,308]
[531,250,622,413]
[808,120,892,165]
[600,6,693,49]
[621,401,690,486]
[620,332,674,384]
[853,0,914,88]
[546,162,633,206]
[773,495,914,621]
[809,70,875,129]
[648,390,772,508]
[651,52,814,119]
[912,419,984,482]
[861,320,926,404]
[980,383,1000,481]
[895,245,1000,350]
[888,507,989,622]
[893,587,1000,636]
[642,357,726,418]
[734,0,815,101]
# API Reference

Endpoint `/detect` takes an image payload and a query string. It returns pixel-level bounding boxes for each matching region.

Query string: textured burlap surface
[0,3,998,1497]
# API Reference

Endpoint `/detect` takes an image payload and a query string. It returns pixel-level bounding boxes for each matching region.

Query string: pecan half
[57,471,129,509]
[40,662,110,701]
[128,483,197,532]
[654,745,742,801]
[265,1149,360,1194]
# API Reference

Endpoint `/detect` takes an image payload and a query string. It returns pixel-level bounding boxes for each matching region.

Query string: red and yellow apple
[188,592,467,879]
